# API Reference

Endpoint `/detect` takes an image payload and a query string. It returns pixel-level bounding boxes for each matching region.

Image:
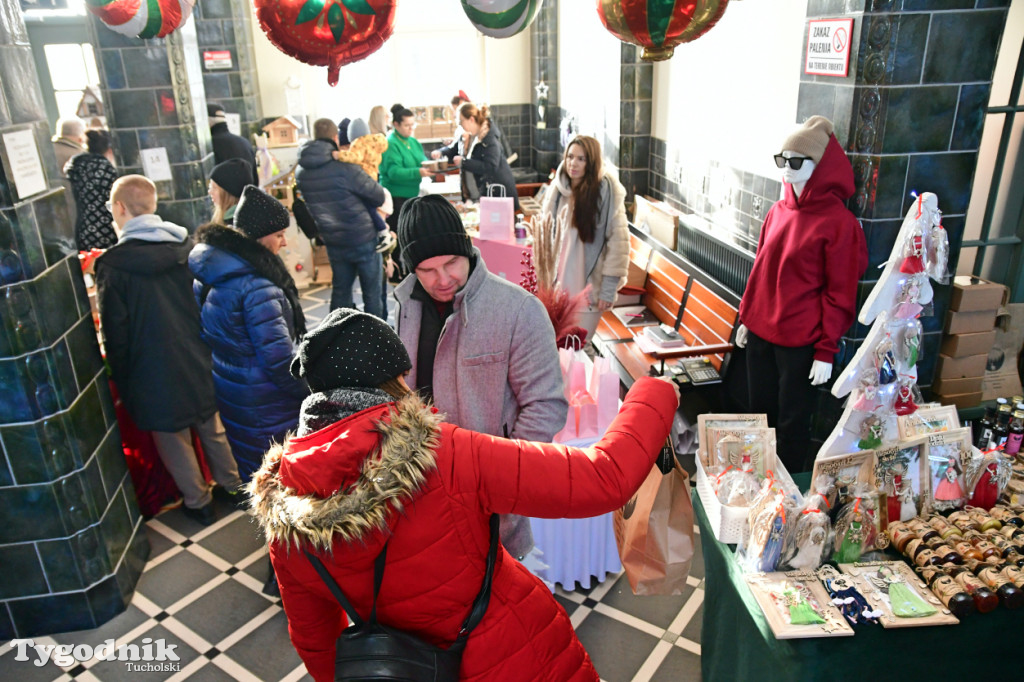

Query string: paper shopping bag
[613,440,696,595]
[589,356,620,433]
[478,185,514,241]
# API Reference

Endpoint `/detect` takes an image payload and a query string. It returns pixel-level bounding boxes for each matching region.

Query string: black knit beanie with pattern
[235,185,290,240]
[290,308,412,392]
[397,194,472,271]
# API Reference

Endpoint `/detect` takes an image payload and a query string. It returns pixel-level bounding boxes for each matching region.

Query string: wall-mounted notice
[140,147,173,182]
[204,50,232,70]
[225,112,241,136]
[2,129,47,200]
[805,18,854,77]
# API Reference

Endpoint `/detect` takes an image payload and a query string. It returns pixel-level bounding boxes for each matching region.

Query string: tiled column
[194,0,264,137]
[92,15,213,230]
[0,1,147,639]
[798,0,1009,441]
[618,45,653,198]
[531,0,561,176]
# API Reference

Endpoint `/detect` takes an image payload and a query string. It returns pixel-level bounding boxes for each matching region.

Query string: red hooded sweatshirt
[739,135,867,362]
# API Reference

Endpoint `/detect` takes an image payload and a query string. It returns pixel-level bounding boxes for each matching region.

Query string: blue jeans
[325,240,384,319]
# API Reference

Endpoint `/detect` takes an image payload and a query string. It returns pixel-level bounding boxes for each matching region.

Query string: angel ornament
[902,321,922,369]
[893,277,923,320]
[782,509,829,571]
[893,378,918,416]
[884,461,917,522]
[927,221,949,282]
[864,565,937,618]
[875,338,897,385]
[851,369,881,412]
[817,565,881,626]
[933,449,965,511]
[965,453,1012,510]
[833,508,865,563]
[857,413,884,450]
[899,224,926,274]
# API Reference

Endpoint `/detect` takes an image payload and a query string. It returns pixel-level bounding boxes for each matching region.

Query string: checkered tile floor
[0,284,704,682]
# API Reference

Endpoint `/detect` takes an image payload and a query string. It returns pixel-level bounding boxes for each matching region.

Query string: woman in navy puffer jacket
[189,186,309,480]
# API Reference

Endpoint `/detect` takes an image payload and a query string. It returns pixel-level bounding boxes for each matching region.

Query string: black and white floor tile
[0,284,704,681]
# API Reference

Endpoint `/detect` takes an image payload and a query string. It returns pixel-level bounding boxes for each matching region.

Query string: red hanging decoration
[596,0,731,62]
[253,0,397,86]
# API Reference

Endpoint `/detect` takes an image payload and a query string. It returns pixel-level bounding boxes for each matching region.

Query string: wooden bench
[594,226,741,387]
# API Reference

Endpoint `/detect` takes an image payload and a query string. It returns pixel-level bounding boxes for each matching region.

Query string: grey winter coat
[542,165,630,304]
[395,251,568,557]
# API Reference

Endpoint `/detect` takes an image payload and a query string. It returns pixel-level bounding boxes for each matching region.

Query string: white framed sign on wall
[805,18,854,78]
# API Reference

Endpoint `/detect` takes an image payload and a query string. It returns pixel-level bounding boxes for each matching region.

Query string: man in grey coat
[395,195,568,558]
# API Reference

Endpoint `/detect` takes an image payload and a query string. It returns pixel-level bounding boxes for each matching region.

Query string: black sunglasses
[774,154,812,170]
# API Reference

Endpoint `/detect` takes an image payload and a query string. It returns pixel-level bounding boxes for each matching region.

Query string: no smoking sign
[805,18,854,77]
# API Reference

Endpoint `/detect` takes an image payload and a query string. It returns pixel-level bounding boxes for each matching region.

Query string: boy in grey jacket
[394,195,568,557]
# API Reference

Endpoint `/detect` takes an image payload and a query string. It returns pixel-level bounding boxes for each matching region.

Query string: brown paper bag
[613,443,696,596]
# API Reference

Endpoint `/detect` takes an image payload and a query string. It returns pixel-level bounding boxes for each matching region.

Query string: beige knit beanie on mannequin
[780,116,834,163]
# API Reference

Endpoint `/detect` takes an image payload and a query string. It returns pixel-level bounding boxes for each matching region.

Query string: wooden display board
[744,571,854,639]
[839,561,959,628]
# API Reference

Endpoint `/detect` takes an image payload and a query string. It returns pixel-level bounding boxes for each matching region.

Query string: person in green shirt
[380,104,431,279]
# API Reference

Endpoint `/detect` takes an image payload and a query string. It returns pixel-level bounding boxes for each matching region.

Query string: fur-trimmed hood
[190,222,306,337]
[247,394,443,552]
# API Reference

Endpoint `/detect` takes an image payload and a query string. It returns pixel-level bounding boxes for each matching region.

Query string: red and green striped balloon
[86,0,195,39]
[461,0,544,39]
[596,0,730,61]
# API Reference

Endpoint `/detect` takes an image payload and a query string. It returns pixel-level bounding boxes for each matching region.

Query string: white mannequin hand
[809,360,833,386]
[735,324,748,349]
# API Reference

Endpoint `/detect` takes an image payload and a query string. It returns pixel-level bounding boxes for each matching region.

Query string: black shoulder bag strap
[304,513,500,646]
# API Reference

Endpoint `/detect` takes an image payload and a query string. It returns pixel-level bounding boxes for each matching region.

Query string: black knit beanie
[290,308,412,392]
[235,185,290,240]
[398,194,472,271]
[337,117,351,147]
[210,158,253,199]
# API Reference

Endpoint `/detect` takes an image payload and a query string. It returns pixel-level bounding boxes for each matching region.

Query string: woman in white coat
[541,135,630,339]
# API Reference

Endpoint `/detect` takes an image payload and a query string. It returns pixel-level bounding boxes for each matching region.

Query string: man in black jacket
[208,103,258,185]
[295,118,387,317]
[95,175,244,526]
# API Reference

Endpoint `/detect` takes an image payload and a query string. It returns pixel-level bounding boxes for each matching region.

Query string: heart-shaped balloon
[596,0,730,61]
[254,0,397,86]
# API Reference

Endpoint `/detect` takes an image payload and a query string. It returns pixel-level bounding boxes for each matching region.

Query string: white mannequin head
[777,150,816,197]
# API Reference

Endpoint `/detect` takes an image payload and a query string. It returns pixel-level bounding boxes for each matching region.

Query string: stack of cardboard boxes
[933,276,1007,408]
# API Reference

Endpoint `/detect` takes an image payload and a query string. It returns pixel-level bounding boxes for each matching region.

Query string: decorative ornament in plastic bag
[714,467,760,507]
[780,505,830,571]
[595,0,731,62]
[875,338,897,385]
[899,223,926,274]
[86,0,195,39]
[857,412,884,450]
[253,0,397,86]
[461,0,543,38]
[851,368,881,412]
[884,458,917,522]
[833,491,872,563]
[892,277,923,320]
[902,319,922,369]
[893,378,918,416]
[928,221,949,283]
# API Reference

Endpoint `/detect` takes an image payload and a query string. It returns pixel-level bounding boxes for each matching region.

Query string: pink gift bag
[589,356,620,433]
[478,185,514,241]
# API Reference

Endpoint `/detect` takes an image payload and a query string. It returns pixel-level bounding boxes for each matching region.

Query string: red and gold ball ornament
[254,0,397,86]
[596,0,730,61]
[86,0,195,39]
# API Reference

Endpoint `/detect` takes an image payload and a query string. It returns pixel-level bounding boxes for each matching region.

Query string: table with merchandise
[697,470,1022,681]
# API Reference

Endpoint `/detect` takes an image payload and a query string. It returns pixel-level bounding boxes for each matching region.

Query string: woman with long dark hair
[541,135,630,338]
[189,186,308,480]
[66,128,118,250]
[247,307,680,681]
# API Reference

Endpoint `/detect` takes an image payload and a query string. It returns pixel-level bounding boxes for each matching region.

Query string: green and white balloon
[461,0,543,39]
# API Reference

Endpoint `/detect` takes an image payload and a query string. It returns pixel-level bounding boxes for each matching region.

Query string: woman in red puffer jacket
[248,307,679,681]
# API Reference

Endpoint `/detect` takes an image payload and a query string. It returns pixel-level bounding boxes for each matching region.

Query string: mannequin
[735,116,867,472]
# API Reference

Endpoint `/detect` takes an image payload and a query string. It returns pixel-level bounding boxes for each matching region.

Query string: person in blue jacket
[189,185,308,480]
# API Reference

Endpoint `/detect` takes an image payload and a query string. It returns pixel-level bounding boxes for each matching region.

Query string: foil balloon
[461,0,544,38]
[596,0,730,61]
[254,0,397,86]
[86,0,195,39]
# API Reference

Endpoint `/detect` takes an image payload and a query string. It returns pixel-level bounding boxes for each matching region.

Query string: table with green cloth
[697,471,1019,681]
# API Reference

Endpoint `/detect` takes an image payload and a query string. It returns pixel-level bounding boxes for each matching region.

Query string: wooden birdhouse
[76,86,105,127]
[261,116,301,148]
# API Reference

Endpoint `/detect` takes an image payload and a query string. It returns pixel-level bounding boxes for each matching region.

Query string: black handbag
[304,514,499,682]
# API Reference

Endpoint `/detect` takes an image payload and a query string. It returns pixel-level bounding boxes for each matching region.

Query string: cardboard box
[936,391,983,410]
[624,260,647,289]
[932,375,984,395]
[945,309,997,335]
[940,330,997,358]
[935,353,987,380]
[950,275,1009,312]
[981,302,1023,401]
